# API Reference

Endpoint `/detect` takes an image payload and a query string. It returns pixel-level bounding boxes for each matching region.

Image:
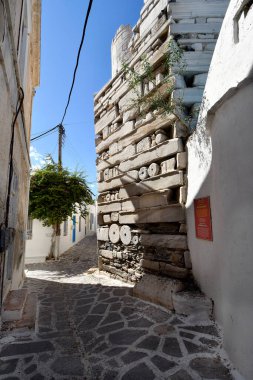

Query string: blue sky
[31,0,143,195]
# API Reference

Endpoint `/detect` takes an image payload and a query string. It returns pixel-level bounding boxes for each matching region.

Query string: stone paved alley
[0,235,238,379]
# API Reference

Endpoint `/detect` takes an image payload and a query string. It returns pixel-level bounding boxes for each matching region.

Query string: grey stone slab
[30,374,45,380]
[104,347,128,357]
[78,315,103,330]
[104,369,118,380]
[100,312,122,326]
[122,363,155,380]
[137,336,160,351]
[170,369,193,380]
[128,317,153,328]
[91,303,108,314]
[51,356,84,376]
[121,350,147,364]
[199,337,219,347]
[109,329,145,345]
[97,321,124,335]
[151,355,176,372]
[0,359,18,375]
[190,357,233,379]
[184,340,209,354]
[181,325,219,337]
[0,341,55,357]
[179,331,195,339]
[24,364,37,374]
[163,338,182,357]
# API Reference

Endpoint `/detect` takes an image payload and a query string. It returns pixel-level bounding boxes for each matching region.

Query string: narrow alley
[0,235,235,379]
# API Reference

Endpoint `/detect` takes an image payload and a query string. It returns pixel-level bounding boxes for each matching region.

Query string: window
[26,217,33,240]
[63,220,68,236]
[79,216,82,232]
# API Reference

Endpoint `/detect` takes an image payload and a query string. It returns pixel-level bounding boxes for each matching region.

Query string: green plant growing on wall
[29,159,94,259]
[122,37,190,128]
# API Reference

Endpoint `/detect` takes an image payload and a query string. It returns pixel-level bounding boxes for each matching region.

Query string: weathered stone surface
[161,157,175,174]
[184,250,192,269]
[98,202,122,214]
[172,291,213,320]
[97,227,109,241]
[193,73,208,87]
[151,355,176,372]
[190,357,233,379]
[148,162,160,177]
[100,250,113,260]
[51,356,84,376]
[0,341,54,357]
[179,186,187,204]
[120,225,132,245]
[136,136,151,153]
[119,138,183,173]
[139,166,149,180]
[133,274,185,310]
[122,363,155,380]
[103,214,111,223]
[111,212,119,222]
[141,234,188,249]
[141,259,189,279]
[2,289,28,321]
[98,170,139,192]
[119,205,185,224]
[109,224,120,244]
[119,171,184,199]
[177,152,187,170]
[173,88,204,106]
[170,22,222,35]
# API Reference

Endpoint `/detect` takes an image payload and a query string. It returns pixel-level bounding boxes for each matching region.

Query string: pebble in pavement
[0,235,236,380]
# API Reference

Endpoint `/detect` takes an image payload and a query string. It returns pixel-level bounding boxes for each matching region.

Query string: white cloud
[30,146,46,170]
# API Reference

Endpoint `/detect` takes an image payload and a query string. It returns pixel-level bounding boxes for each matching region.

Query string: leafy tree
[29,160,94,259]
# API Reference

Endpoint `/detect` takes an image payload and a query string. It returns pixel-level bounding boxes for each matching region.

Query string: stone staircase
[133,273,213,321]
[1,288,38,331]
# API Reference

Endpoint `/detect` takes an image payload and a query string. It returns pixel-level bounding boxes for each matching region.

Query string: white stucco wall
[186,1,253,379]
[25,205,97,263]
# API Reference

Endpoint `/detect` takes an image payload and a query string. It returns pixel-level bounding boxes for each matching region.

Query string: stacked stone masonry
[94,0,228,285]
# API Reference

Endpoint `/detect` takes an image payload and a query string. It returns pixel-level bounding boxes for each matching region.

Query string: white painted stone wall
[25,205,97,264]
[0,0,41,298]
[186,1,253,378]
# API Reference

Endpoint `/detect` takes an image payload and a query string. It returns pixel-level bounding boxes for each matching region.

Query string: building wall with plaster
[94,0,228,308]
[186,1,253,378]
[25,205,97,264]
[0,0,41,299]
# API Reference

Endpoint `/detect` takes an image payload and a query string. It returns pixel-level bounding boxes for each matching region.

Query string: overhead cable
[60,0,93,124]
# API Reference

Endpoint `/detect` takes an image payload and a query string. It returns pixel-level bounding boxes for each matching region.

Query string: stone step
[172,290,213,321]
[2,289,28,321]
[15,293,38,330]
[133,273,185,310]
[2,292,38,331]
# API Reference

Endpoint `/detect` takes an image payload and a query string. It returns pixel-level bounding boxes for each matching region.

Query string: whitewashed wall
[25,205,97,264]
[186,1,253,378]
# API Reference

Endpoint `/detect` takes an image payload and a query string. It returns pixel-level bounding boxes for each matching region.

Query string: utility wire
[30,125,59,141]
[30,0,93,143]
[60,0,93,124]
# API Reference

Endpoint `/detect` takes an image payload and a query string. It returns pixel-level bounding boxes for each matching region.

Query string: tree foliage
[29,161,94,228]
[122,38,186,117]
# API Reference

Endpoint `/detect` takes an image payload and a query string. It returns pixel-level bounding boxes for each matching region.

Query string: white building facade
[0,0,41,305]
[186,1,253,378]
[25,205,97,264]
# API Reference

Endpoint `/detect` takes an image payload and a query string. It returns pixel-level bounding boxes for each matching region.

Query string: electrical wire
[30,0,93,145]
[30,125,59,141]
[60,0,93,124]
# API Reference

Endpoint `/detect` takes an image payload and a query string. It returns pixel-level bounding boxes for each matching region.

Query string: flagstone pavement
[0,234,240,379]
